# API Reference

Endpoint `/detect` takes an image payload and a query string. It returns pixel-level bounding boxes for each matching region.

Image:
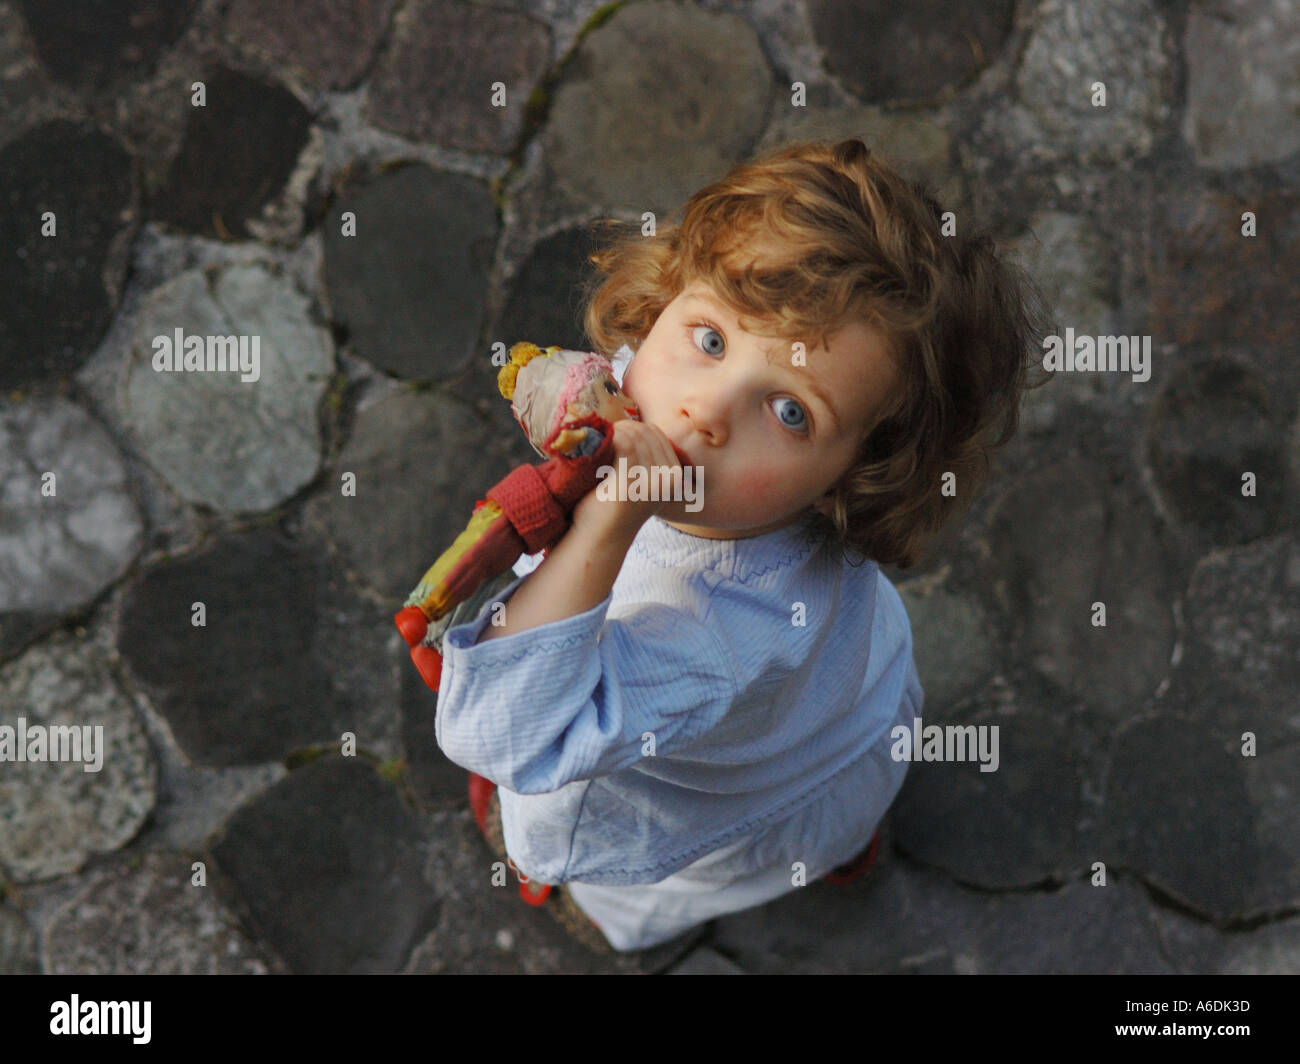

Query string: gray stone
[0,121,136,389]
[979,457,1176,720]
[712,843,1170,973]
[891,692,1094,889]
[150,66,314,240]
[667,946,746,974]
[897,572,998,715]
[806,0,1014,104]
[0,904,39,974]
[1014,0,1172,165]
[365,0,550,154]
[210,756,439,974]
[116,526,399,768]
[0,396,144,623]
[1100,533,1300,919]
[1142,186,1300,356]
[225,0,397,92]
[322,165,497,380]
[43,853,272,974]
[124,264,333,513]
[15,0,198,94]
[759,106,964,211]
[0,632,156,884]
[542,1,772,211]
[405,809,706,974]
[494,224,602,358]
[1145,357,1288,546]
[1183,0,1300,169]
[306,387,526,602]
[1217,918,1300,975]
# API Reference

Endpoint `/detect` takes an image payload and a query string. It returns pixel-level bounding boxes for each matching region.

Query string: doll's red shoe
[822,831,880,885]
[467,771,555,905]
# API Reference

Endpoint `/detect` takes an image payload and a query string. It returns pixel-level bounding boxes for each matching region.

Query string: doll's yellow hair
[498,342,564,400]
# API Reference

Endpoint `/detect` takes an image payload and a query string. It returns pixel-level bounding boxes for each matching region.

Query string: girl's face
[621,281,899,539]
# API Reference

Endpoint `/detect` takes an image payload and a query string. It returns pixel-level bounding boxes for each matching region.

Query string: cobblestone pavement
[2,0,1298,974]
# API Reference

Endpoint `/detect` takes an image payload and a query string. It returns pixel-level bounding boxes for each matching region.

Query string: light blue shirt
[435,511,924,945]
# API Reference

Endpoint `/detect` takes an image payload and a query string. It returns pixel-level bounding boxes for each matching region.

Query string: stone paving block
[1100,531,1300,921]
[124,264,333,513]
[15,0,198,94]
[1014,0,1173,166]
[1144,357,1288,546]
[0,396,144,662]
[0,903,39,974]
[712,846,1176,974]
[542,1,772,211]
[210,756,439,974]
[891,692,1095,890]
[365,0,550,154]
[1183,0,1300,169]
[0,121,135,389]
[322,164,497,380]
[224,0,397,92]
[1141,186,1300,355]
[979,455,1177,719]
[806,0,1014,103]
[151,65,313,240]
[0,632,156,884]
[44,852,273,974]
[405,810,706,974]
[117,526,399,768]
[305,387,524,602]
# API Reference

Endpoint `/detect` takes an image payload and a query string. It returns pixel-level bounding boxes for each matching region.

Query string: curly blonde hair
[580,138,1050,569]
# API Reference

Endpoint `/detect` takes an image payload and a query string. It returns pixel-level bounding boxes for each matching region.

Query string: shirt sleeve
[434,576,739,794]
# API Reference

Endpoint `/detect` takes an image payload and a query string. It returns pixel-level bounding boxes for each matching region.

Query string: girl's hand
[572,419,684,538]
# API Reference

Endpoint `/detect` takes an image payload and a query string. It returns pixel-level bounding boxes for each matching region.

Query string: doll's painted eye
[603,379,619,395]
[691,325,725,357]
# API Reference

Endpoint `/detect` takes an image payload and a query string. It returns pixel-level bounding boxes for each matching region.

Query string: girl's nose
[680,395,729,446]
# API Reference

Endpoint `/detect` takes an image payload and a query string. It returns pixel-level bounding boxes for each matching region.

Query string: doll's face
[621,281,899,539]
[572,371,640,424]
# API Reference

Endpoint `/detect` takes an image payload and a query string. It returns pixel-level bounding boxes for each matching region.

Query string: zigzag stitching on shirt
[461,631,591,670]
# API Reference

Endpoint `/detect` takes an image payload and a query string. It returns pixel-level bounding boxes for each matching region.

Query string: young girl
[434,138,1044,953]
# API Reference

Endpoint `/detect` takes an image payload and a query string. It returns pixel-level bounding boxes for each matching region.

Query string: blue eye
[771,397,808,432]
[692,325,725,357]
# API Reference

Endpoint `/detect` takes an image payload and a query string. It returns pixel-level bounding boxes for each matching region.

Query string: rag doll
[394,342,640,690]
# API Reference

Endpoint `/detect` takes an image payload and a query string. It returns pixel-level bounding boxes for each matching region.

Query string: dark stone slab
[16,0,198,93]
[711,838,1172,973]
[365,0,550,154]
[211,756,438,974]
[1143,187,1300,356]
[807,0,1014,104]
[402,662,466,809]
[304,388,526,602]
[494,224,599,358]
[541,1,771,212]
[323,165,496,380]
[1145,357,1288,546]
[1099,532,1300,920]
[1101,705,1260,918]
[1183,0,1300,168]
[0,904,39,974]
[150,65,312,239]
[117,527,399,767]
[224,0,396,92]
[979,455,1177,720]
[44,853,273,974]
[0,120,134,389]
[890,690,1095,890]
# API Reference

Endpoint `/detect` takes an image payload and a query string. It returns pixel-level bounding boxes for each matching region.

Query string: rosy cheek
[730,467,782,506]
